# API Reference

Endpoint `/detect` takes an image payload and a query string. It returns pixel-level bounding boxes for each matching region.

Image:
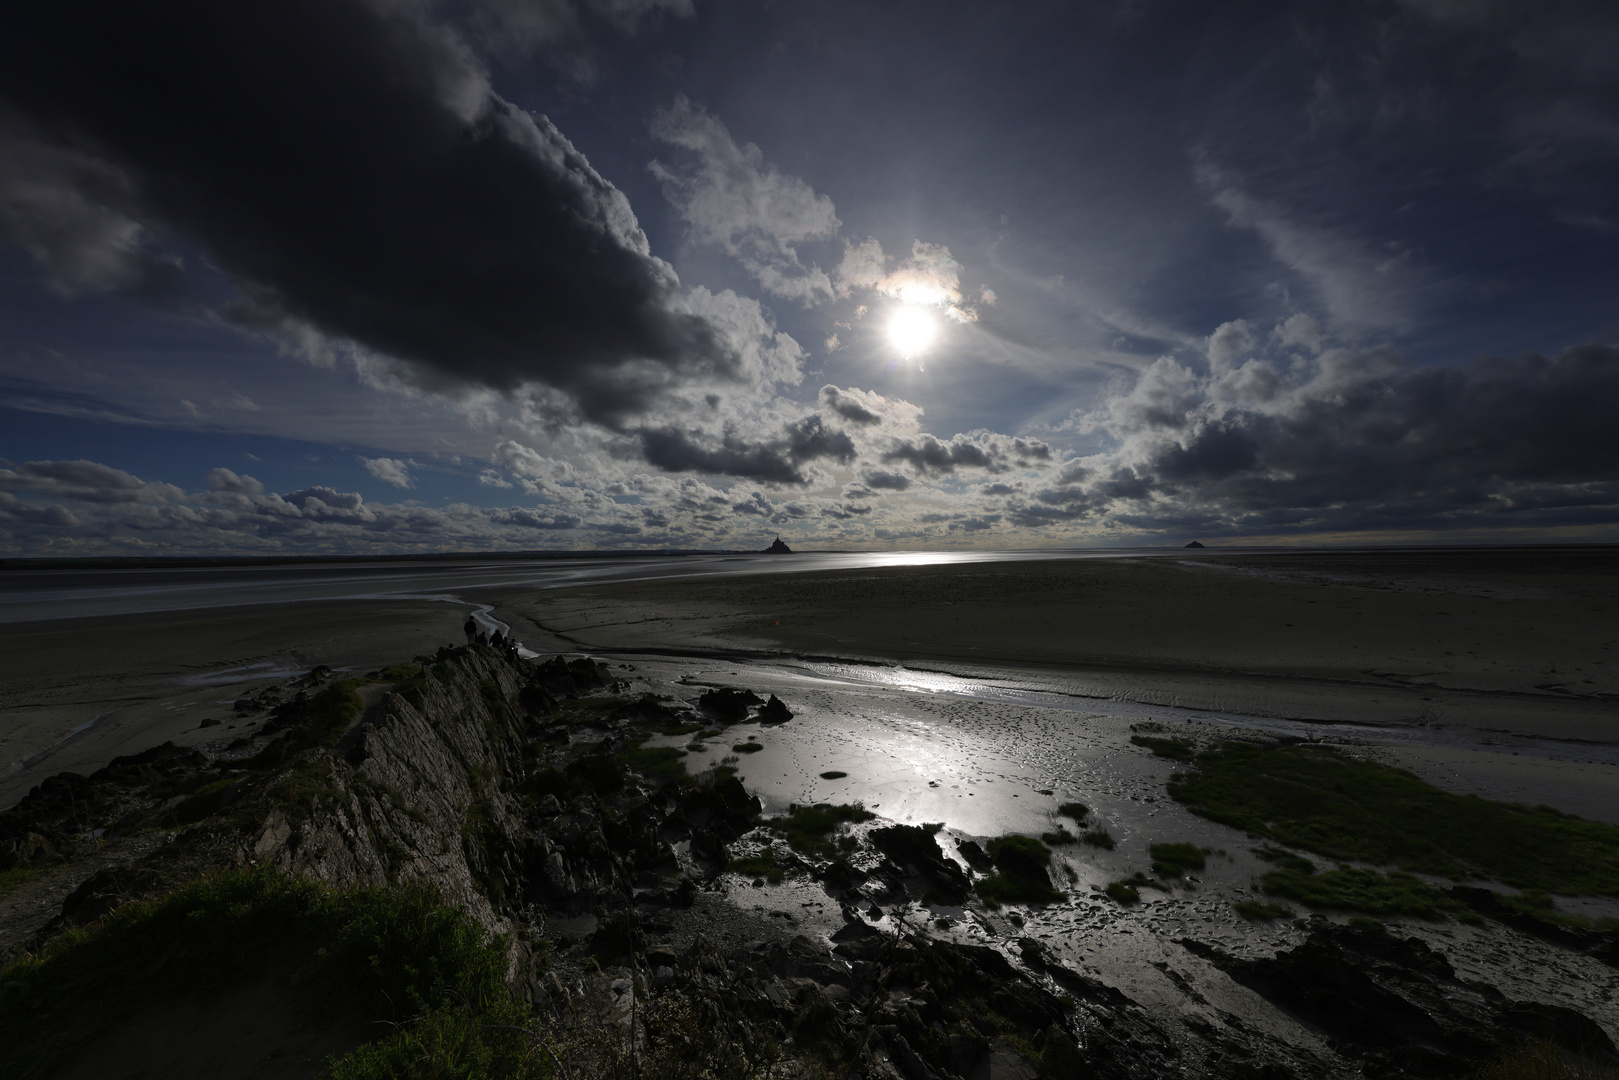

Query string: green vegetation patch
[169,777,239,825]
[1105,880,1140,904]
[1148,842,1206,877]
[819,770,848,780]
[987,834,1053,874]
[975,873,1064,907]
[975,835,1064,907]
[0,865,50,900]
[0,867,538,1079]
[1041,827,1079,846]
[732,741,765,754]
[768,802,875,859]
[1170,741,1619,896]
[1056,801,1088,823]
[376,663,422,684]
[1130,734,1196,761]
[1081,829,1115,850]
[1104,872,1168,905]
[1260,864,1459,919]
[1234,900,1295,920]
[728,848,791,885]
[309,678,367,735]
[619,744,690,786]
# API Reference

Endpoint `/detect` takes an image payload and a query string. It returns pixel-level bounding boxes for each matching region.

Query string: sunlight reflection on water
[774,660,1619,766]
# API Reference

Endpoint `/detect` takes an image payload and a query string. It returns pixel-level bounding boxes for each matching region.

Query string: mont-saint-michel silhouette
[763,535,793,554]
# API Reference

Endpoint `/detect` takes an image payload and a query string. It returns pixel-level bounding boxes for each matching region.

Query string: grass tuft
[1104,872,1167,906]
[1056,801,1088,823]
[727,849,791,885]
[975,873,1064,907]
[1081,829,1115,850]
[1148,842,1206,877]
[1130,735,1196,761]
[975,835,1064,907]
[1260,865,1459,919]
[768,803,875,860]
[1234,900,1294,920]
[1169,742,1619,897]
[0,867,532,1079]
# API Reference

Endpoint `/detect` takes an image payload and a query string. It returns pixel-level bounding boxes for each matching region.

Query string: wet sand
[506,548,1619,743]
[598,651,1619,1043]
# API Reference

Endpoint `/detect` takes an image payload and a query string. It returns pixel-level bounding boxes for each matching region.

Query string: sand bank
[503,549,1619,743]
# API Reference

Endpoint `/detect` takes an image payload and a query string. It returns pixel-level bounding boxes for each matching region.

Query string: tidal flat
[3,547,1618,1077]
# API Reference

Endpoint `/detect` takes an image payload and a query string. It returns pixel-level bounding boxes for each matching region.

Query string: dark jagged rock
[0,742,215,866]
[697,686,764,722]
[531,655,613,697]
[1181,922,1617,1077]
[518,681,559,717]
[1448,885,1619,968]
[1185,540,1206,548]
[763,536,793,554]
[757,694,793,723]
[955,839,994,873]
[606,693,685,726]
[868,824,972,903]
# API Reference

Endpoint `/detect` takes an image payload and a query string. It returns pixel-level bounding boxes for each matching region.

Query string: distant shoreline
[5,540,1616,573]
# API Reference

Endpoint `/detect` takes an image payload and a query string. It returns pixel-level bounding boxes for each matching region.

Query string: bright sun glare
[886,305,937,361]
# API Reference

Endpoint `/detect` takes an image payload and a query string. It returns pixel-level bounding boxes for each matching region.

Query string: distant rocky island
[763,535,793,554]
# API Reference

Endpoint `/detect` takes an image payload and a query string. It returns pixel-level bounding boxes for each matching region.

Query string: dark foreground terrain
[2,638,1616,1079]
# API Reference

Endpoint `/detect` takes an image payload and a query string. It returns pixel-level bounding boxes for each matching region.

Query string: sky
[2,0,1617,556]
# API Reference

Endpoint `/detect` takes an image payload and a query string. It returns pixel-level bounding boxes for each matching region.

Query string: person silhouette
[463,616,477,642]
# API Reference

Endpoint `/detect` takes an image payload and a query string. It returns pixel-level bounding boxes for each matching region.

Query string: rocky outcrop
[1181,921,1617,1078]
[868,824,972,904]
[8,642,1616,1080]
[246,647,536,931]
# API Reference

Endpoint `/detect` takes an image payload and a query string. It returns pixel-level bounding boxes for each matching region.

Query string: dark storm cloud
[0,1,733,423]
[0,460,183,504]
[639,415,854,484]
[880,434,1051,475]
[860,470,912,491]
[1032,341,1619,535]
[818,386,884,425]
[883,438,994,474]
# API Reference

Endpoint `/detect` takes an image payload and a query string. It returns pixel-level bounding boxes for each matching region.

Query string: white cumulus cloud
[361,456,415,488]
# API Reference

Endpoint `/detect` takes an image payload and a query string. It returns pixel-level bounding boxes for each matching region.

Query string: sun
[886,305,937,360]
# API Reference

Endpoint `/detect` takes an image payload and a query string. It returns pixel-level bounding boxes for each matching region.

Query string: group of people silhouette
[463,615,520,660]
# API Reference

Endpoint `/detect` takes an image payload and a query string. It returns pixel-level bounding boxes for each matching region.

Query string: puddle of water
[180,661,304,687]
[3,708,123,778]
